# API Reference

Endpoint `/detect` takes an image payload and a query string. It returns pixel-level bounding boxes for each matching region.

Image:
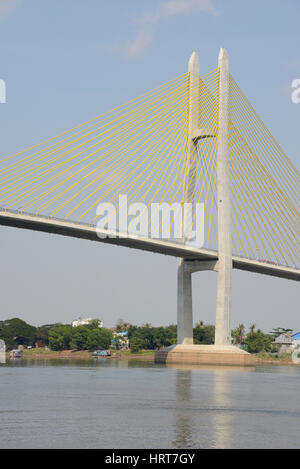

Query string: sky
[0,0,299,331]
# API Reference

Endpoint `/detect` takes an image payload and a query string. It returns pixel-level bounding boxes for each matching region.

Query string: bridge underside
[0,209,299,282]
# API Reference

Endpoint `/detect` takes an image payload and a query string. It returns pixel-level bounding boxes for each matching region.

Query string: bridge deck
[0,209,299,282]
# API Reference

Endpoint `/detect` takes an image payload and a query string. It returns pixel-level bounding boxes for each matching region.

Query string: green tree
[269,327,293,339]
[165,325,177,345]
[128,324,177,351]
[70,326,89,350]
[85,319,103,330]
[244,330,273,354]
[35,324,55,346]
[115,319,131,333]
[165,324,177,335]
[130,336,143,353]
[48,324,72,351]
[152,327,173,349]
[0,318,37,350]
[193,322,215,345]
[128,326,154,350]
[86,328,113,351]
[232,324,246,344]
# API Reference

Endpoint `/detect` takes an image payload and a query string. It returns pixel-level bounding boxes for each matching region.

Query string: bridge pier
[177,259,193,345]
[158,251,254,365]
[155,48,253,366]
[177,259,220,345]
[158,254,254,365]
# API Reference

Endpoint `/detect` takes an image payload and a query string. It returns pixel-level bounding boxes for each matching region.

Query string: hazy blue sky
[0,0,299,331]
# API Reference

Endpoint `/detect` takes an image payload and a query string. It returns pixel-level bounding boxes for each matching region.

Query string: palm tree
[195,321,204,328]
[115,319,131,333]
[232,324,245,344]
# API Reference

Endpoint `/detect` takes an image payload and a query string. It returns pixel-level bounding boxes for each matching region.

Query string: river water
[0,360,299,449]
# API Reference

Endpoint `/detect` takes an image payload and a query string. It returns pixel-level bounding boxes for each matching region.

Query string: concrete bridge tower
[215,48,233,346]
[157,48,254,365]
[177,48,232,348]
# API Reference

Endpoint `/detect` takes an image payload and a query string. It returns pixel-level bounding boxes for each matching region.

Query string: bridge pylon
[169,48,253,365]
[177,50,200,346]
[215,48,232,346]
[178,49,233,348]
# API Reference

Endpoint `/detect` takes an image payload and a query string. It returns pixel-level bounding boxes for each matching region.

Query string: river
[0,360,299,449]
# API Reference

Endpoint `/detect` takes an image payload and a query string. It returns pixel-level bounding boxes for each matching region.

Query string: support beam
[177,259,193,345]
[215,48,233,346]
[184,259,219,273]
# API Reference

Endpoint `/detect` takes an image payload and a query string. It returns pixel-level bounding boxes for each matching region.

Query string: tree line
[0,318,113,352]
[0,317,293,354]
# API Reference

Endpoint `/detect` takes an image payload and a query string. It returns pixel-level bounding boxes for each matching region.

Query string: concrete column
[185,51,200,241]
[177,52,200,346]
[215,48,232,346]
[177,259,193,344]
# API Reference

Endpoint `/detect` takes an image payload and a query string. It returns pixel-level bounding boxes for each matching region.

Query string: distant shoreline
[6,348,155,362]
[5,348,300,366]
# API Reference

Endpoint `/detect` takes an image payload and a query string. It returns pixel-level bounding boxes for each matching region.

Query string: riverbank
[7,348,155,361]
[255,352,299,366]
[5,348,299,365]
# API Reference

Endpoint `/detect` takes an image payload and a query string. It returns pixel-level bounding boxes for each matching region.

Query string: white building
[273,333,293,353]
[112,331,129,350]
[72,318,103,328]
[274,333,300,354]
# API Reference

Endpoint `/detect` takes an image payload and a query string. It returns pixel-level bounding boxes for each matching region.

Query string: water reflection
[169,364,256,449]
[5,357,157,369]
[0,360,299,449]
[173,370,195,448]
[212,369,232,449]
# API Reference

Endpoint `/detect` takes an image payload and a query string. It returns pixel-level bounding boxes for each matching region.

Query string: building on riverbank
[112,331,129,350]
[274,333,300,354]
[72,318,103,328]
[273,334,294,354]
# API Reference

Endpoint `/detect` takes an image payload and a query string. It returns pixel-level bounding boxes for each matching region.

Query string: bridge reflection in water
[170,364,256,449]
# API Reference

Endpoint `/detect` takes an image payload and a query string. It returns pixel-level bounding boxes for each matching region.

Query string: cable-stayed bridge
[0,48,299,355]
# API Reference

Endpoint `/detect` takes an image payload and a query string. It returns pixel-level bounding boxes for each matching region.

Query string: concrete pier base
[155,345,255,367]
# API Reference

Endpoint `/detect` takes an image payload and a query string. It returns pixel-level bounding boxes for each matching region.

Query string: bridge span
[0,208,298,282]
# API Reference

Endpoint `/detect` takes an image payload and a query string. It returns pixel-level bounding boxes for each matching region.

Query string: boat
[9,349,23,359]
[92,350,111,357]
